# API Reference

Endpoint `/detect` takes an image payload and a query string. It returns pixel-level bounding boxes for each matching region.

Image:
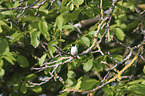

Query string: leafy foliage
[0,0,145,96]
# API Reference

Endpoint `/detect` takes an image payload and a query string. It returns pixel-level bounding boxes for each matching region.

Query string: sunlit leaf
[56,15,64,31]
[47,41,58,53]
[143,66,145,74]
[11,31,29,43]
[0,68,5,76]
[38,20,50,41]
[0,59,4,68]
[31,85,42,93]
[115,28,125,41]
[75,77,82,90]
[39,54,47,66]
[70,2,74,11]
[67,71,76,78]
[80,37,90,47]
[83,59,93,72]
[73,0,84,7]
[25,73,37,81]
[67,78,75,86]
[4,56,14,65]
[30,29,40,48]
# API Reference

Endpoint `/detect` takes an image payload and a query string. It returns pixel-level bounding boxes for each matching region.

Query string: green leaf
[116,4,128,11]
[20,82,27,94]
[70,2,74,11]
[80,37,90,47]
[64,9,80,22]
[0,37,9,54]
[60,6,70,13]
[31,85,42,93]
[39,54,47,66]
[83,59,93,72]
[115,28,125,41]
[4,52,16,61]
[30,29,40,48]
[38,20,50,41]
[62,0,67,6]
[84,6,95,18]
[109,47,123,53]
[47,41,58,53]
[102,85,114,96]
[0,59,4,68]
[13,1,20,7]
[3,52,16,65]
[0,68,5,76]
[62,25,75,30]
[127,79,144,85]
[56,15,64,31]
[10,31,29,43]
[0,20,10,32]
[80,77,99,90]
[59,91,67,96]
[67,71,76,78]
[143,66,145,74]
[94,56,106,72]
[1,11,13,15]
[128,84,145,95]
[4,56,14,65]
[73,0,84,7]
[67,78,75,86]
[16,55,29,67]
[0,26,2,33]
[74,77,82,90]
[113,55,122,62]
[25,73,37,81]
[123,2,135,11]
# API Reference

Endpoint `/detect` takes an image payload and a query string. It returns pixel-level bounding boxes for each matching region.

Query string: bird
[71,44,78,56]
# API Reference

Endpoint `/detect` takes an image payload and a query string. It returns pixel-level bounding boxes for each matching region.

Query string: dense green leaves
[0,0,144,95]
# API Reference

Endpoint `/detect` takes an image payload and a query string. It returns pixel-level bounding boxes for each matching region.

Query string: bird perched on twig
[71,44,78,56]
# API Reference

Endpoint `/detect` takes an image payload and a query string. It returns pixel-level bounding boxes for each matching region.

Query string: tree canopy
[0,0,145,96]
